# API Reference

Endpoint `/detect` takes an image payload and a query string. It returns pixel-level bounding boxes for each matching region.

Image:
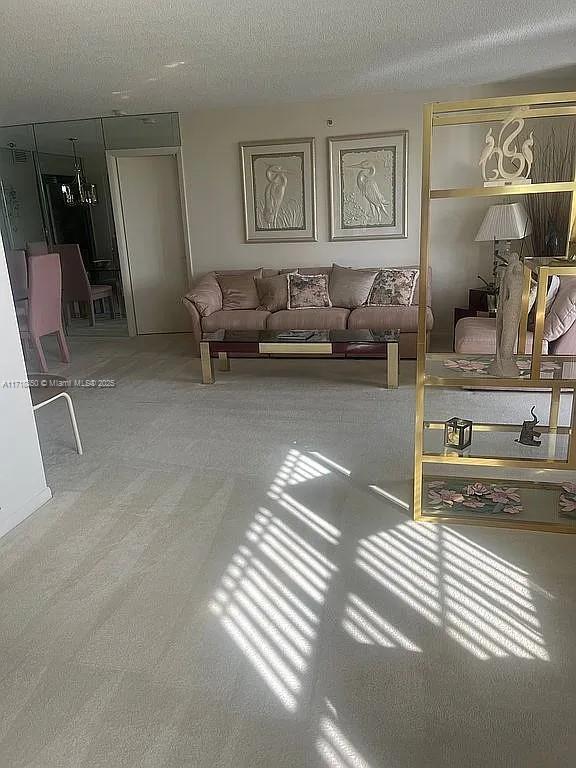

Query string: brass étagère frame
[413,90,576,533]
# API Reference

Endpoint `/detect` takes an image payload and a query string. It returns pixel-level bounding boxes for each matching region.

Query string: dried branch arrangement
[524,121,576,257]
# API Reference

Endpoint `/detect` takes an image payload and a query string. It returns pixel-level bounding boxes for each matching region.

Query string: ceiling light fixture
[61,138,98,206]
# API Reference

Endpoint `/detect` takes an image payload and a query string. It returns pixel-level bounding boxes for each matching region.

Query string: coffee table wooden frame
[199,333,399,388]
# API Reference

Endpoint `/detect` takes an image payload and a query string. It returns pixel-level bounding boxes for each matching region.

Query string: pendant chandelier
[61,137,98,206]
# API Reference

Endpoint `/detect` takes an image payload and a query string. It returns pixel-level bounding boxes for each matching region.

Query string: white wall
[180,86,498,337]
[0,241,51,538]
[179,79,574,337]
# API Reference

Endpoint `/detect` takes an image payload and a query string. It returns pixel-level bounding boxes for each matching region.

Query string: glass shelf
[425,354,576,388]
[422,476,576,531]
[423,425,569,468]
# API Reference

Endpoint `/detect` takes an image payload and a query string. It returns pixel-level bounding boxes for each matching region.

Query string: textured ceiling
[1,0,575,125]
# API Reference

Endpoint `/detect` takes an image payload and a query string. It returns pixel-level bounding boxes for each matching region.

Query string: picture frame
[328,131,408,241]
[240,137,317,243]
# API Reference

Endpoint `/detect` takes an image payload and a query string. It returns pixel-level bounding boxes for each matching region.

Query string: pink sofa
[455,276,576,355]
[183,266,433,358]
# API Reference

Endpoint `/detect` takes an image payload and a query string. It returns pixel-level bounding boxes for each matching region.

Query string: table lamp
[475,202,532,278]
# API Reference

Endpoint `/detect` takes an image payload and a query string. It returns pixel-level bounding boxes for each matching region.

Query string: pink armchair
[455,276,576,356]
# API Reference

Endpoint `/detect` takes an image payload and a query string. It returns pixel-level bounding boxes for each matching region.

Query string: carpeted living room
[1,3,576,767]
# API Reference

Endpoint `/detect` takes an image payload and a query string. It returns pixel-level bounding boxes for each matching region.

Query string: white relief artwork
[479,107,534,184]
[254,155,304,230]
[341,149,394,227]
[329,132,406,240]
[242,138,316,242]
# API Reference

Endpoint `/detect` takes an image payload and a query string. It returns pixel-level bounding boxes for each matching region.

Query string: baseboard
[0,486,52,540]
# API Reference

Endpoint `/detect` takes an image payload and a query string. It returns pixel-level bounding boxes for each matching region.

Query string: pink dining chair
[26,241,49,256]
[26,253,70,373]
[54,244,114,326]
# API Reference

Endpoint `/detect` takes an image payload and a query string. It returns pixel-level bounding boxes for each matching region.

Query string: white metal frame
[33,392,83,455]
[106,147,193,337]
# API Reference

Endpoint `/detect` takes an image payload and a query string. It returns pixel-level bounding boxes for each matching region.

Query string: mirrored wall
[0,112,180,337]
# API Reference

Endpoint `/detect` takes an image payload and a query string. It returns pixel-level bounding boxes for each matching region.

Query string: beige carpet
[1,334,575,767]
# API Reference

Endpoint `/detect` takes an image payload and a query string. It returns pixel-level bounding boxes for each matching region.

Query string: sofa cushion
[288,273,332,309]
[544,277,576,341]
[184,272,222,317]
[255,273,295,312]
[348,305,433,333]
[202,309,270,332]
[454,316,547,354]
[267,308,350,330]
[329,264,379,309]
[369,268,419,306]
[217,269,262,310]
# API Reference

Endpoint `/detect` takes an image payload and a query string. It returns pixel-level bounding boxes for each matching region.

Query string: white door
[116,154,189,334]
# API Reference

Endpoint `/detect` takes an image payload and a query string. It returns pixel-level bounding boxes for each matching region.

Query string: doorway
[107,149,191,336]
[34,120,129,338]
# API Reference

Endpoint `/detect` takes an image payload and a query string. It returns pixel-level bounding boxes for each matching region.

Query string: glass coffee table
[199,329,400,388]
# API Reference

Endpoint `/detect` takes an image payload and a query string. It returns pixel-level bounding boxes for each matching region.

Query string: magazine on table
[274,331,315,341]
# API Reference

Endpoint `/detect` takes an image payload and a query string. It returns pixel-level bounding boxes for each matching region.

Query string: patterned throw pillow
[287,273,332,309]
[368,268,419,306]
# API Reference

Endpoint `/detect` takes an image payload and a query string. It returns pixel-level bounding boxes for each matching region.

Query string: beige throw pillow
[287,273,332,309]
[184,272,222,316]
[329,264,379,308]
[544,277,576,341]
[528,274,560,315]
[217,269,263,310]
[369,268,419,306]
[255,273,296,312]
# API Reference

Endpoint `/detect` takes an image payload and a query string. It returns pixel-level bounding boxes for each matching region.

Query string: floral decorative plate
[427,480,523,515]
[443,357,560,375]
[559,482,576,519]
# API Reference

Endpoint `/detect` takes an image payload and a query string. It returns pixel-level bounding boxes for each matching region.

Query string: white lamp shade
[475,203,533,241]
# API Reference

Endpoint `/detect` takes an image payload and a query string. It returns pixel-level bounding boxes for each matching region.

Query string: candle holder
[444,418,473,450]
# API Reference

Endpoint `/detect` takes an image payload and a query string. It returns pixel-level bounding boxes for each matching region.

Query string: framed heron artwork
[328,131,408,240]
[240,137,317,243]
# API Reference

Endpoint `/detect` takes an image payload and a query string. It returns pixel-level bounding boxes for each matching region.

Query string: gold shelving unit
[413,91,576,533]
